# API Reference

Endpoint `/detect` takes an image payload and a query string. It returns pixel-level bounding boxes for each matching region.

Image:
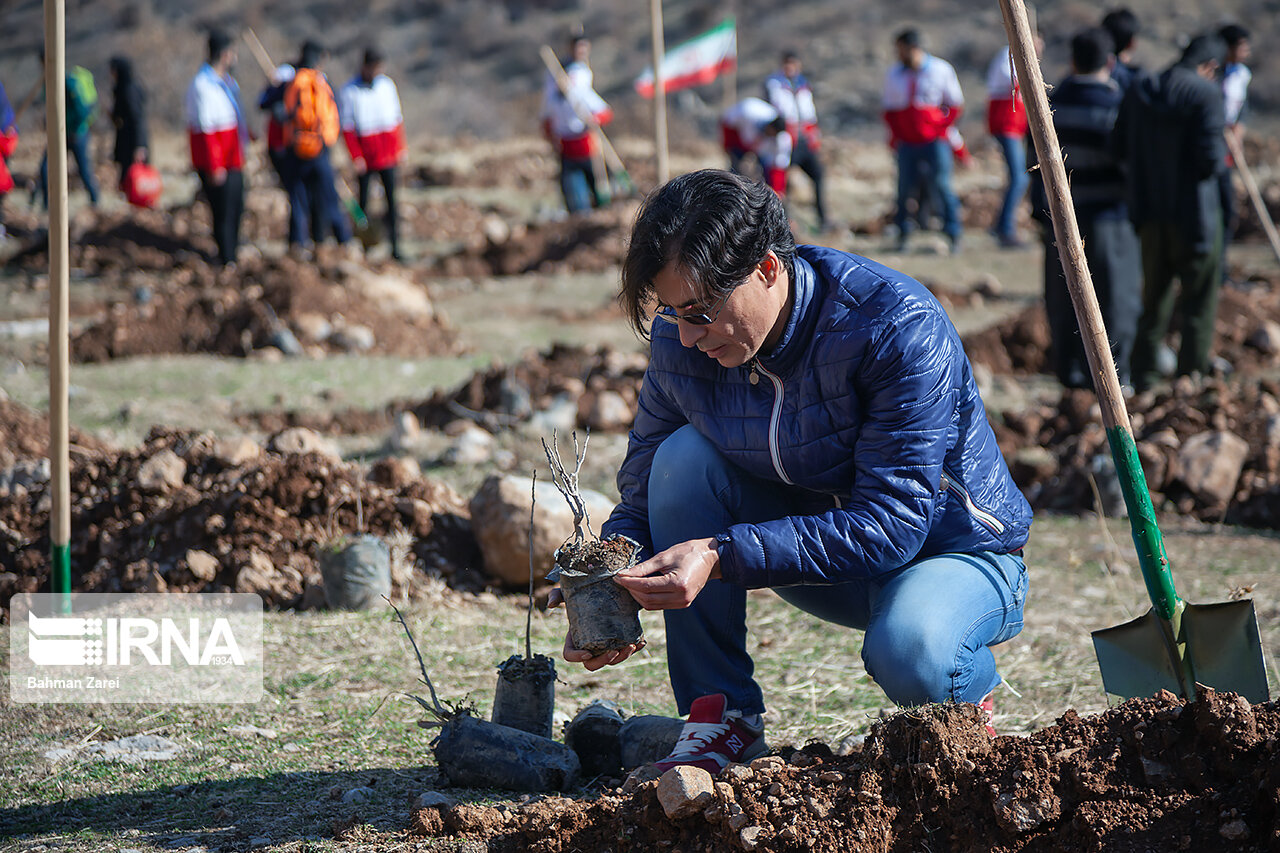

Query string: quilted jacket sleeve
[599,360,688,560]
[719,303,958,587]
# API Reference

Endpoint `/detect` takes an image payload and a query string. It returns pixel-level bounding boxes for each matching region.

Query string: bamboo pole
[45,0,71,610]
[650,0,669,184]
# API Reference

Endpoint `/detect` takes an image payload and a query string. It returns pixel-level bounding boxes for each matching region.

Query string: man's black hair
[766,115,787,135]
[1101,8,1138,54]
[1219,24,1250,49]
[1178,33,1227,70]
[208,29,233,63]
[620,169,796,338]
[363,47,385,67]
[1071,28,1112,75]
[298,40,325,69]
[895,28,921,49]
[782,49,800,63]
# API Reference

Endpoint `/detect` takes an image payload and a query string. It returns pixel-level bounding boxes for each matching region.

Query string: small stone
[331,323,376,352]
[235,551,279,596]
[622,763,662,792]
[225,724,277,739]
[210,436,261,467]
[414,791,457,810]
[443,424,494,465]
[342,786,375,804]
[584,390,634,432]
[721,764,753,783]
[185,549,219,582]
[819,770,845,783]
[971,273,1003,298]
[1219,819,1249,840]
[740,826,766,850]
[1176,430,1249,505]
[714,781,736,802]
[1247,320,1280,355]
[727,813,751,832]
[137,449,186,493]
[749,755,785,773]
[268,427,341,462]
[389,412,422,453]
[656,765,715,820]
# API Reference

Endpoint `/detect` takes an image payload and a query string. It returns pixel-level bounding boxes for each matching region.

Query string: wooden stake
[242,28,279,83]
[650,0,670,184]
[44,0,71,609]
[1224,130,1280,265]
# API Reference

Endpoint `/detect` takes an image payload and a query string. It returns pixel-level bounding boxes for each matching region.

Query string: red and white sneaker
[653,693,767,775]
[979,690,997,737]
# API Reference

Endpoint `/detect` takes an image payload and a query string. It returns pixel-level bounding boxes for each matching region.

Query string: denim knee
[648,426,722,512]
[862,619,964,706]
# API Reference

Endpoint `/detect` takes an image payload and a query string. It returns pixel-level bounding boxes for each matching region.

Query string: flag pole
[650,0,669,184]
[45,0,72,613]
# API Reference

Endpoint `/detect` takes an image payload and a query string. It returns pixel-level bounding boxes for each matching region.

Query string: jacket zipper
[751,360,794,485]
[940,467,1005,535]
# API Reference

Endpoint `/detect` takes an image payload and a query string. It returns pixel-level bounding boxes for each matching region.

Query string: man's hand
[614,537,720,610]
[547,587,645,670]
[133,147,147,163]
[354,157,367,175]
[211,167,227,186]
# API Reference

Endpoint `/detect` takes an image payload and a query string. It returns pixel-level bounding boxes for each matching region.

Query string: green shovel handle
[1106,426,1180,620]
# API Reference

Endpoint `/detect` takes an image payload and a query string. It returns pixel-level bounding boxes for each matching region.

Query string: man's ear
[760,251,783,286]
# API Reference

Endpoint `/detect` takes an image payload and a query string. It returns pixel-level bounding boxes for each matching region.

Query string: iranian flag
[635,18,736,98]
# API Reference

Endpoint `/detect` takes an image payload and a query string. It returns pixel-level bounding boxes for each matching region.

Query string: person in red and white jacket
[539,34,613,213]
[721,97,792,197]
[882,28,964,253]
[341,47,407,259]
[764,51,827,230]
[985,33,1041,247]
[185,29,246,268]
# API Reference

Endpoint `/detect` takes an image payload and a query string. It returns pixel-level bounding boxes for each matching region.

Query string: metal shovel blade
[1093,599,1269,703]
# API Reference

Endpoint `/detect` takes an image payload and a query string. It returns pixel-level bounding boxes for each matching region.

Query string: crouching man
[555,170,1032,773]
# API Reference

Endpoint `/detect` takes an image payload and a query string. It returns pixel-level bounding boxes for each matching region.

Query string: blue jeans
[994,134,1029,238]
[895,139,960,239]
[40,131,100,207]
[283,148,351,247]
[559,156,598,213]
[649,425,1027,716]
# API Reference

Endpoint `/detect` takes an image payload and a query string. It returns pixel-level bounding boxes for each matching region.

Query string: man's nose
[677,321,706,349]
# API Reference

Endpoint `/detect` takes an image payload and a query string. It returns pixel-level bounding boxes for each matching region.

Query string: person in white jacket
[720,97,791,197]
[539,34,613,213]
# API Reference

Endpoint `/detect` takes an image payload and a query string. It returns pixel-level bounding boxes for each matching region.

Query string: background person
[1102,8,1142,92]
[539,34,612,214]
[341,46,407,260]
[38,51,100,209]
[720,96,791,196]
[764,50,827,231]
[1114,34,1228,391]
[557,169,1032,774]
[108,56,148,189]
[1219,23,1251,283]
[882,28,965,253]
[282,40,351,257]
[985,34,1041,248]
[185,29,246,268]
[0,80,16,239]
[1030,28,1140,389]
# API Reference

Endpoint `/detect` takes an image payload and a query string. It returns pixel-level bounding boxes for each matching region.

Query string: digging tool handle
[999,0,1179,622]
[242,29,279,83]
[11,77,43,128]
[538,45,630,179]
[1224,130,1280,265]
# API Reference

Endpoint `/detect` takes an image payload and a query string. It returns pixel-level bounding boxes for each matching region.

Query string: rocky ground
[408,688,1279,852]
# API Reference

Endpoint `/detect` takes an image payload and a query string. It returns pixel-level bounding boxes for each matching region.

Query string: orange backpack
[283,68,340,159]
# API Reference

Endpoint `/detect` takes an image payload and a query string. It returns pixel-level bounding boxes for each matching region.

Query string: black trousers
[1043,215,1142,388]
[789,137,826,227]
[358,166,399,256]
[198,168,244,267]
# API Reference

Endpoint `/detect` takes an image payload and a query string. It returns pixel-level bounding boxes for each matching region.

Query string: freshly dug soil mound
[0,425,485,609]
[412,688,1279,852]
[70,254,459,362]
[237,343,648,436]
[0,398,112,467]
[436,205,633,278]
[993,378,1280,527]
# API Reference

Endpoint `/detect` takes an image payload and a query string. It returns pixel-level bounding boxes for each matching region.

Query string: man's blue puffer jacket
[601,244,1033,588]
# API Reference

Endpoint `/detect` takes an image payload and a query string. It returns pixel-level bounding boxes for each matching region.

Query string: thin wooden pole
[1224,130,1280,265]
[650,0,669,184]
[45,0,71,609]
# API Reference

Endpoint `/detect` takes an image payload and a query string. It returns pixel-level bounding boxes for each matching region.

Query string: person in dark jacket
[1113,34,1227,391]
[109,56,148,188]
[1101,8,1142,92]
[551,170,1032,774]
[1030,28,1141,388]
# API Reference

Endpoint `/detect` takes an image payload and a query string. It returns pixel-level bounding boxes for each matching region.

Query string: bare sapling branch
[526,470,536,662]
[386,596,448,720]
[541,429,593,545]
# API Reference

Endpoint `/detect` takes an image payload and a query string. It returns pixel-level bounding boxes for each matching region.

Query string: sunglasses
[653,289,733,326]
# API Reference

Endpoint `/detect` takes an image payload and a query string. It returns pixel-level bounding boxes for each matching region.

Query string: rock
[971,273,1003,298]
[370,455,422,489]
[268,427,341,463]
[388,412,423,453]
[721,763,754,783]
[270,327,304,357]
[292,312,333,344]
[621,763,663,792]
[1247,320,1280,355]
[468,474,616,587]
[185,549,219,582]
[1219,819,1250,840]
[137,449,186,493]
[1176,430,1249,505]
[225,724,277,739]
[414,791,458,810]
[739,825,766,850]
[77,734,183,763]
[342,786,375,804]
[330,323,376,352]
[583,389,634,432]
[443,424,495,465]
[210,436,261,467]
[235,550,279,596]
[529,393,579,433]
[656,765,714,820]
[483,214,511,245]
[344,265,435,320]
